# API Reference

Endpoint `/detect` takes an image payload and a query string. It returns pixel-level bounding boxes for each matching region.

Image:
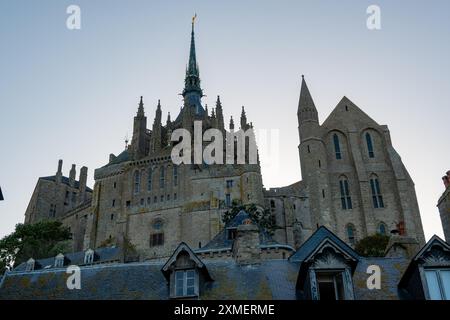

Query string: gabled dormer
[161,242,213,299]
[54,253,68,268]
[84,248,96,265]
[399,235,450,300]
[290,226,360,300]
[25,258,37,272]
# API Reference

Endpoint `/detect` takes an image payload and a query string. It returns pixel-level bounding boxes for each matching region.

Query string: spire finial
[192,13,197,31]
[137,96,144,116]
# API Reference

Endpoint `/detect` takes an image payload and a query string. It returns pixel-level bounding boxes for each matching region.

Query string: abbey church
[23,21,425,261]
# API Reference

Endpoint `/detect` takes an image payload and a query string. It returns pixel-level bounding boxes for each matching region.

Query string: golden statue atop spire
[192,13,197,25]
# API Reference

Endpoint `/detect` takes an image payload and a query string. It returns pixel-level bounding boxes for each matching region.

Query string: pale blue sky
[0,0,449,240]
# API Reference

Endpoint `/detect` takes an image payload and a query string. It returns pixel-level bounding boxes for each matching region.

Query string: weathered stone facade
[23,22,426,259]
[438,171,450,242]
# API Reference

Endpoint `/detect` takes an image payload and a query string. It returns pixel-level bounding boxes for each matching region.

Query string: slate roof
[0,259,299,300]
[12,247,121,272]
[198,210,283,252]
[0,261,169,300]
[105,149,131,167]
[289,226,360,263]
[40,176,93,193]
[353,257,409,300]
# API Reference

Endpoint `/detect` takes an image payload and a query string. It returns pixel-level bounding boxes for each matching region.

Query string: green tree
[355,234,390,257]
[0,220,71,273]
[223,203,276,235]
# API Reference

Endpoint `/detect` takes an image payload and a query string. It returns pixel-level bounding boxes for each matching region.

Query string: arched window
[346,224,356,245]
[173,166,178,186]
[339,177,352,210]
[160,166,165,188]
[134,170,140,194]
[147,167,152,191]
[378,222,387,235]
[366,132,374,158]
[333,134,342,160]
[370,175,384,208]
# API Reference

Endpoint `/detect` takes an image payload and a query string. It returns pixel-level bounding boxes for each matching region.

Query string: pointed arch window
[147,167,153,191]
[370,175,384,208]
[377,222,387,235]
[339,177,352,210]
[160,166,165,188]
[346,224,356,245]
[134,170,140,194]
[173,166,178,186]
[366,133,374,158]
[333,134,342,160]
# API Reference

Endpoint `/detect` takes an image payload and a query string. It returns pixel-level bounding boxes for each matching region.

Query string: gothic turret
[131,96,148,159]
[297,75,319,142]
[215,96,224,131]
[240,106,248,130]
[297,76,334,231]
[152,99,162,152]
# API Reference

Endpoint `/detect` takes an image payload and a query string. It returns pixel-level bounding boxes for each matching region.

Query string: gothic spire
[297,75,318,122]
[154,99,162,124]
[182,15,204,114]
[137,96,145,117]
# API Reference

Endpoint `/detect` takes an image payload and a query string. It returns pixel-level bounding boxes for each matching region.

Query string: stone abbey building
[23,21,425,261]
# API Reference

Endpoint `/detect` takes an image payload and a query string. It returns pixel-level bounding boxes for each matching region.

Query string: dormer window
[424,269,450,300]
[54,253,65,268]
[315,270,346,300]
[162,243,213,300]
[399,235,450,300]
[175,269,197,297]
[84,249,95,264]
[26,258,35,272]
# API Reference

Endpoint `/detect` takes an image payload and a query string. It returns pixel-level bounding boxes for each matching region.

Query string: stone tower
[297,77,425,246]
[297,76,334,230]
[438,171,450,242]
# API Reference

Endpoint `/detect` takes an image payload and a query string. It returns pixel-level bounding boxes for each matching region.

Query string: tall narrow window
[346,224,356,245]
[175,269,196,297]
[160,166,165,188]
[366,133,374,158]
[134,170,140,194]
[339,178,352,210]
[173,166,178,186]
[149,233,164,247]
[225,194,231,207]
[333,134,342,160]
[370,176,384,208]
[147,167,152,191]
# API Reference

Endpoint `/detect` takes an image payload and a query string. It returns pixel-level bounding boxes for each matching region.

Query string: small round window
[152,219,163,230]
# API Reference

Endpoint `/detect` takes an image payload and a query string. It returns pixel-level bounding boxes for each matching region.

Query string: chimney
[69,164,76,187]
[384,235,420,259]
[78,166,88,203]
[56,159,63,184]
[232,219,261,265]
